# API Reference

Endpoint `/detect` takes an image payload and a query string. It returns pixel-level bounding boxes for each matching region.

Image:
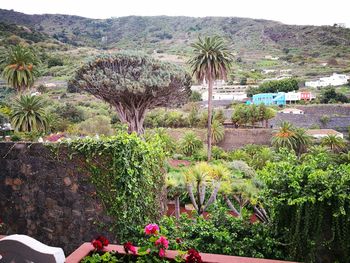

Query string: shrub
[47,57,64,68]
[78,116,114,136]
[36,84,48,93]
[55,103,85,123]
[10,134,22,141]
[209,120,225,145]
[211,146,228,160]
[158,209,285,259]
[179,131,203,157]
[189,91,202,102]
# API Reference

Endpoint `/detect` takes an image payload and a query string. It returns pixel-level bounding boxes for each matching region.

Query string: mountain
[1,8,350,57]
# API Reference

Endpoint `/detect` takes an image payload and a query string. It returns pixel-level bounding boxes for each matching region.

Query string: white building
[305,73,349,88]
[279,108,304,114]
[192,80,252,101]
[285,91,301,102]
[306,129,344,139]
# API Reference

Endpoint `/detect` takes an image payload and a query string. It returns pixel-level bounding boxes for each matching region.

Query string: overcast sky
[1,0,350,27]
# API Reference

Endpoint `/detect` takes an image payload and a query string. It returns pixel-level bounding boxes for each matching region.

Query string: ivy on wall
[49,132,166,241]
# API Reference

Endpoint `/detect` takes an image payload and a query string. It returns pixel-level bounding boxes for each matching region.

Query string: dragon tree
[71,52,192,134]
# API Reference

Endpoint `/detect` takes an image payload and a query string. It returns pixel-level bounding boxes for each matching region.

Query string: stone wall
[271,114,350,131]
[0,142,115,255]
[218,129,272,150]
[167,128,273,151]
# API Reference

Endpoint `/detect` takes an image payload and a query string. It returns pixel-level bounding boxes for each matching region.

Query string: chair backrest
[0,234,65,263]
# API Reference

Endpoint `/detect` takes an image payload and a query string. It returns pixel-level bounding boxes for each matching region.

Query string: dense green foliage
[159,211,284,259]
[259,150,350,262]
[247,78,299,97]
[52,133,166,241]
[320,87,349,103]
[231,104,276,128]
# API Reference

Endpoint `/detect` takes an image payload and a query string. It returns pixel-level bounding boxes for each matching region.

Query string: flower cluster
[123,241,137,255]
[144,223,159,235]
[91,236,109,251]
[45,133,65,142]
[185,249,203,263]
[155,235,169,257]
[90,224,202,262]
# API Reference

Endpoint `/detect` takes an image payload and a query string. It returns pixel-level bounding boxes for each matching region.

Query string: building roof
[306,129,342,136]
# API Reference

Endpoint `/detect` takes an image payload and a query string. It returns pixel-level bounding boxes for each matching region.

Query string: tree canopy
[247,78,299,97]
[71,52,192,134]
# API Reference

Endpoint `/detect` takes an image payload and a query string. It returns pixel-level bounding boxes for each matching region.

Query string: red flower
[92,239,103,250]
[96,236,109,246]
[91,235,109,250]
[159,248,166,257]
[124,241,137,255]
[155,236,169,249]
[186,249,202,263]
[144,223,159,235]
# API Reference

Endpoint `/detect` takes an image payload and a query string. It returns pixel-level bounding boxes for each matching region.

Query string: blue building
[252,92,286,106]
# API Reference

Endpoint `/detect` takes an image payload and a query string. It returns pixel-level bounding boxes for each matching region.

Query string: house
[306,129,344,139]
[252,92,286,106]
[305,73,349,88]
[191,80,253,101]
[300,91,315,101]
[279,108,304,114]
[285,91,300,102]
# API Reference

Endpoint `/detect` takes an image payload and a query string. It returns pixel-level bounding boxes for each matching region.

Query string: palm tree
[189,36,234,160]
[272,122,311,155]
[272,121,297,151]
[11,94,48,132]
[321,135,346,153]
[1,45,39,92]
[210,119,225,145]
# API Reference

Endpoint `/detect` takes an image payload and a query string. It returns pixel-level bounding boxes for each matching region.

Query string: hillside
[1,8,350,58]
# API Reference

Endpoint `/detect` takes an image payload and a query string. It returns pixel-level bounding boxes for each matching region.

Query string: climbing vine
[259,150,350,262]
[48,132,166,241]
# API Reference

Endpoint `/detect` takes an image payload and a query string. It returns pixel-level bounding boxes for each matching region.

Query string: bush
[47,57,64,68]
[179,131,203,157]
[158,209,285,259]
[189,91,202,102]
[211,146,228,160]
[55,103,85,123]
[10,134,22,141]
[77,116,114,136]
[36,84,48,93]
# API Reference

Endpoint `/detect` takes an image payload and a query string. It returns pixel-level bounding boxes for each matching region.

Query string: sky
[1,0,350,27]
